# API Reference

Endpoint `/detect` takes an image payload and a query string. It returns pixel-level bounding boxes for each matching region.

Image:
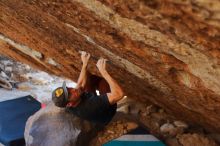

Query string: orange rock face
[0,0,220,132]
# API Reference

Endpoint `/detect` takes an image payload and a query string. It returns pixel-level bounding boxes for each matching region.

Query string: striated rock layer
[0,0,220,132]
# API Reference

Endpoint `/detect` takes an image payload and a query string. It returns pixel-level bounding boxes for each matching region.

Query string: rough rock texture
[25,103,96,146]
[0,0,220,132]
[177,134,218,146]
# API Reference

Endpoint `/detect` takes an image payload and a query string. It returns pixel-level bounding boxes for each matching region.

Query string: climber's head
[52,81,82,108]
[66,87,83,107]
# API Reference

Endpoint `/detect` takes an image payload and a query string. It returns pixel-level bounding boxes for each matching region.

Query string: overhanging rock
[0,0,220,132]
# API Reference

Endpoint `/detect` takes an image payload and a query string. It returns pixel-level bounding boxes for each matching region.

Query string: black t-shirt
[66,92,117,125]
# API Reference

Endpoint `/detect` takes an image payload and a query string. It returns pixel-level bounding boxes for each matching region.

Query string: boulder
[174,121,188,129]
[177,134,218,146]
[0,76,12,90]
[160,123,177,136]
[25,103,97,146]
[0,0,220,133]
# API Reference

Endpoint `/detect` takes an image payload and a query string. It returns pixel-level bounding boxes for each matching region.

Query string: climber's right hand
[96,58,107,75]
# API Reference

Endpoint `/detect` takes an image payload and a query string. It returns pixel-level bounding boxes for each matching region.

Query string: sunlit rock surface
[0,0,220,132]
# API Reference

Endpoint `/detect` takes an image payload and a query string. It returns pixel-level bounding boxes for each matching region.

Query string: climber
[52,51,124,125]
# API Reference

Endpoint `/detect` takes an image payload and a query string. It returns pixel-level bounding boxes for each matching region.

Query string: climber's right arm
[96,58,124,105]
